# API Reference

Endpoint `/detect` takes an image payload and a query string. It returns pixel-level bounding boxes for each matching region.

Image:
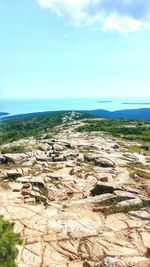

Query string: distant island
[0,112,9,117]
[122,102,150,105]
[98,101,113,103]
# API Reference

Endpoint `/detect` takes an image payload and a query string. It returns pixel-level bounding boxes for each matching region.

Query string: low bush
[0,216,22,267]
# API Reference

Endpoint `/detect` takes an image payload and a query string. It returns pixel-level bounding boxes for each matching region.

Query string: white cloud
[103,15,142,33]
[37,0,150,32]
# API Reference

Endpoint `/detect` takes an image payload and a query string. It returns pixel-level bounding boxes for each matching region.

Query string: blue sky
[0,0,150,99]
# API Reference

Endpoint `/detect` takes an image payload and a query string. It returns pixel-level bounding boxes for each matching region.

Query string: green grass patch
[124,145,142,153]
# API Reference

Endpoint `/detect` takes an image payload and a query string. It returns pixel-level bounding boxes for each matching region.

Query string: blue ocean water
[0,97,150,116]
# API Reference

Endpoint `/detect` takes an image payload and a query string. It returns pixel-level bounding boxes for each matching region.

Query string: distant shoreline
[0,112,9,117]
[1,108,150,121]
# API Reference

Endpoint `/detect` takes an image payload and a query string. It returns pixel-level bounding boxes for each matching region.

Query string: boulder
[114,190,137,199]
[84,153,115,168]
[21,157,37,167]
[9,183,23,192]
[95,158,115,167]
[7,169,23,179]
[16,176,31,183]
[123,153,138,160]
[122,185,141,194]
[30,176,45,186]
[37,143,50,151]
[16,175,44,186]
[53,144,64,151]
[4,153,28,163]
[53,156,66,162]
[83,260,93,267]
[140,231,150,248]
[129,210,150,220]
[91,182,118,196]
[21,190,31,196]
[99,257,122,267]
[30,190,41,198]
[65,162,76,168]
[22,183,32,189]
[112,144,120,149]
[84,153,100,162]
[0,155,7,163]
[117,197,142,207]
[65,150,79,158]
[70,166,81,175]
[60,141,72,148]
[36,155,52,162]
[40,139,55,145]
[0,171,8,178]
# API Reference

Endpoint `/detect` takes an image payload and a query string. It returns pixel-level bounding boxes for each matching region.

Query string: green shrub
[40,186,48,197]
[0,216,22,267]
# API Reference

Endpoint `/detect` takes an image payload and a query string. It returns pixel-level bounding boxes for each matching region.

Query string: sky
[0,0,150,99]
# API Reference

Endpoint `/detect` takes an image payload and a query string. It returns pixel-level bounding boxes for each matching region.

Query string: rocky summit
[0,118,150,267]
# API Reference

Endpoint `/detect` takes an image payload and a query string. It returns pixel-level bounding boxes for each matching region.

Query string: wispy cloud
[37,0,150,32]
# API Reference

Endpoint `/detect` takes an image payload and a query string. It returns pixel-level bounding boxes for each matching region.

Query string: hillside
[0,112,150,267]
[85,108,150,120]
[0,112,9,117]
[0,111,91,145]
[1,108,150,122]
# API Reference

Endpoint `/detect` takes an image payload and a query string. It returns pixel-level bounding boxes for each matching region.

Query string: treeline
[1,112,149,145]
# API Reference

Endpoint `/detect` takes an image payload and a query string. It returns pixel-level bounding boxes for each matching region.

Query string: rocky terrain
[0,120,150,267]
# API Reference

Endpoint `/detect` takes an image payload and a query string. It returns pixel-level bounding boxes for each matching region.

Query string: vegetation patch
[127,161,150,180]
[128,161,150,170]
[123,145,142,153]
[0,216,22,267]
[105,201,149,215]
[0,146,26,154]
[81,146,98,151]
[80,162,95,173]
[132,169,150,179]
[76,119,150,142]
[94,200,150,216]
[0,112,91,145]
[95,197,122,207]
[120,142,150,154]
[40,185,49,197]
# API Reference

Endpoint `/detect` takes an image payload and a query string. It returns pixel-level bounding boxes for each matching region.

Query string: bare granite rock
[0,122,150,267]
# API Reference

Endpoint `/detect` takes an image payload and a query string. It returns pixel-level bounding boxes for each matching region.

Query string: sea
[0,97,150,117]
